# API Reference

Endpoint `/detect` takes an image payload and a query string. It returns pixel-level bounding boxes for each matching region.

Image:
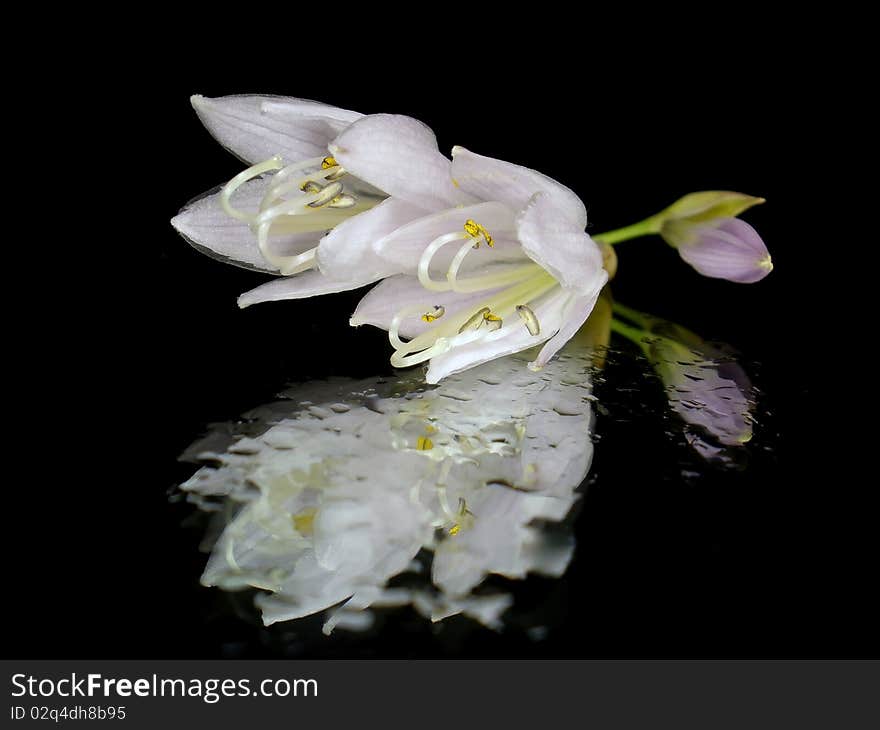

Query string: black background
[7,17,871,659]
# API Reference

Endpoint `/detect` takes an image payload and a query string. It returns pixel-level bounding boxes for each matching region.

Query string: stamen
[387,270,559,371]
[418,232,469,291]
[307,181,344,208]
[516,304,540,336]
[256,220,317,274]
[220,156,283,222]
[321,155,346,181]
[446,237,542,294]
[390,337,452,368]
[463,219,494,247]
[328,194,357,208]
[422,306,445,323]
[458,307,491,333]
[483,311,502,331]
[416,436,434,450]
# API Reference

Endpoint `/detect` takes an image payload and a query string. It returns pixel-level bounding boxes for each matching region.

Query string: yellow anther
[321,156,337,169]
[463,219,494,248]
[448,524,462,536]
[416,436,434,451]
[421,305,446,323]
[483,310,502,332]
[516,304,541,336]
[459,307,491,333]
[300,180,323,194]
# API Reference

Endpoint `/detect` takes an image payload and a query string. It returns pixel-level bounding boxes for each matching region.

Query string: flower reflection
[609,302,755,461]
[180,319,608,633]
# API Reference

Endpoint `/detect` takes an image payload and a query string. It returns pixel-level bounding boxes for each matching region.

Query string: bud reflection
[609,301,755,460]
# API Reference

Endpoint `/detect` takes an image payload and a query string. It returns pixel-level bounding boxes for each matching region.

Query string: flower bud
[649,191,771,283]
[662,217,773,283]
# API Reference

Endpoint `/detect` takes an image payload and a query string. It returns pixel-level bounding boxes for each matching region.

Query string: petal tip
[236,293,254,309]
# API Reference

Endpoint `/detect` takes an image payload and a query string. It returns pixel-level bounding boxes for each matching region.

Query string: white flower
[345,145,609,383]
[172,97,608,382]
[171,95,472,299]
[182,334,602,631]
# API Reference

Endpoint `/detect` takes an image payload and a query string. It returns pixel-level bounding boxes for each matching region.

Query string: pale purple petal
[315,197,426,281]
[191,94,362,165]
[372,201,527,273]
[329,115,475,212]
[424,288,571,384]
[670,217,773,284]
[237,269,376,308]
[516,192,606,295]
[171,178,321,272]
[451,147,587,229]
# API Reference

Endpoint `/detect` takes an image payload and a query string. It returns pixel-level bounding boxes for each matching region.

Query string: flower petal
[669,217,773,283]
[237,269,376,308]
[350,274,512,339]
[315,197,426,282]
[171,178,321,272]
[424,288,572,383]
[191,94,362,165]
[516,192,606,295]
[372,201,526,273]
[329,114,474,211]
[529,284,604,370]
[451,147,587,229]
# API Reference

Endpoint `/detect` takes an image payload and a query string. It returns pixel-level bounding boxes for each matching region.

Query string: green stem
[593,215,662,246]
[611,301,652,328]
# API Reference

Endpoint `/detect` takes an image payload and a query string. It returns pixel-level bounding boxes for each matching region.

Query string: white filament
[221,156,284,222]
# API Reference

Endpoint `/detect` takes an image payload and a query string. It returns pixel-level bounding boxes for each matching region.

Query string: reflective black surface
[9,33,870,658]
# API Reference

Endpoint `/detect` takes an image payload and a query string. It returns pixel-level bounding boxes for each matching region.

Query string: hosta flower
[171,95,470,297]
[341,142,609,383]
[181,334,601,631]
[595,190,772,284]
[173,97,608,382]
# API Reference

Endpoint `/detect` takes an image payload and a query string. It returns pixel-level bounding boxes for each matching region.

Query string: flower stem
[611,301,652,328]
[593,215,662,246]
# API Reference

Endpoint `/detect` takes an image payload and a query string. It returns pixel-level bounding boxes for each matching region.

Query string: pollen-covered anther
[516,304,540,336]
[458,307,491,333]
[416,436,434,450]
[421,305,446,323]
[321,155,346,181]
[482,310,503,332]
[463,219,494,248]
[306,181,344,208]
